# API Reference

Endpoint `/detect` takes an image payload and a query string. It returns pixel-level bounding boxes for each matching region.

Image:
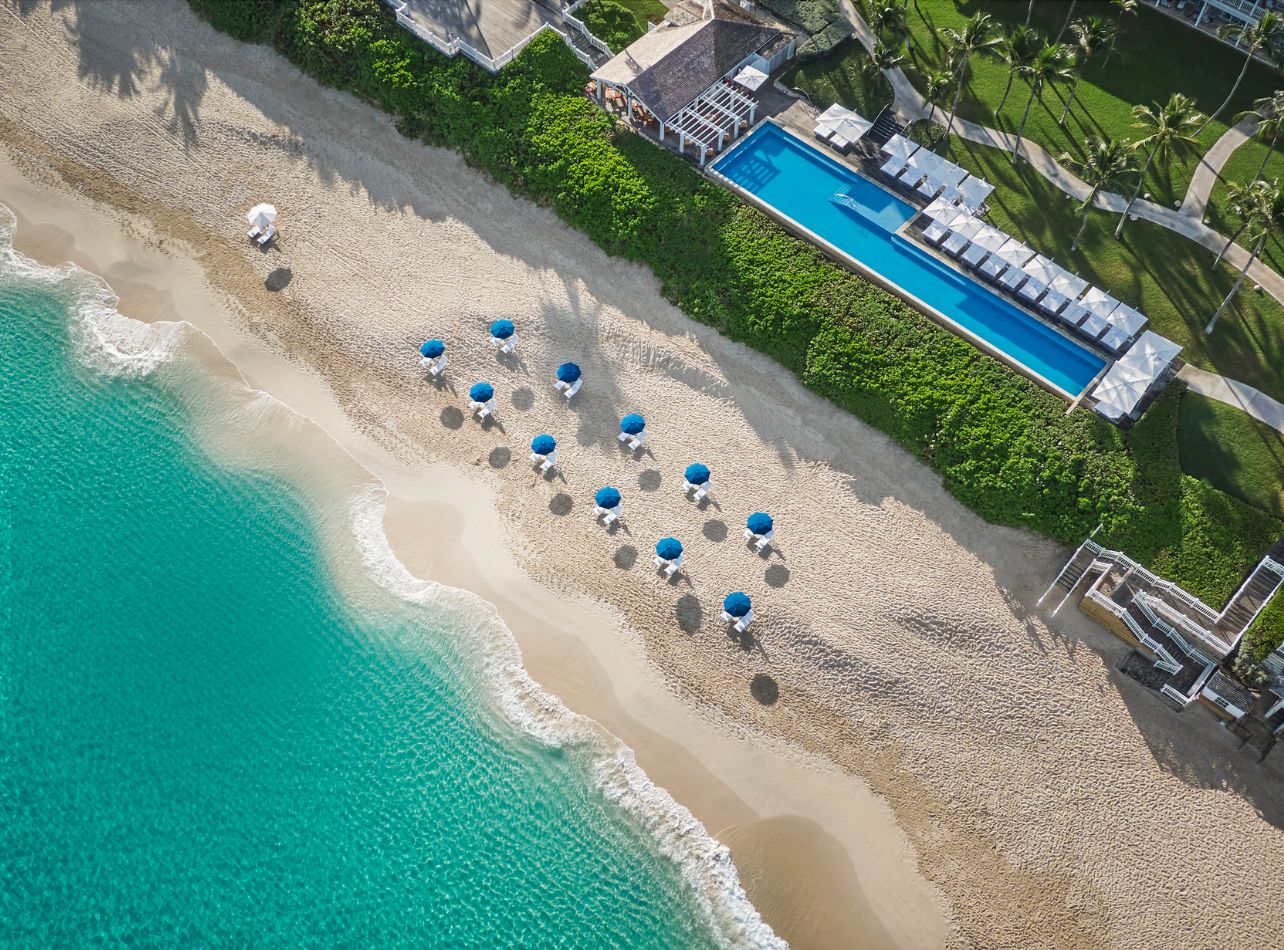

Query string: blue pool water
[714,123,1106,395]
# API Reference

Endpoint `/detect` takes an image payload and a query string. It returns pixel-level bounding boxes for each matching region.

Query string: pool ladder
[830,186,861,213]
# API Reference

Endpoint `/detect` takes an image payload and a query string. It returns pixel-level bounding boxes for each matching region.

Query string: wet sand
[3,2,1283,947]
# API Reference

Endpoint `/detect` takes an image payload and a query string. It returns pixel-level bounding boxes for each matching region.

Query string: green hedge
[579,0,645,54]
[187,0,1283,609]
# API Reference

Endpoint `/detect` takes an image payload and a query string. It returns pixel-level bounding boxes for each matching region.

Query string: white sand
[2,2,1282,947]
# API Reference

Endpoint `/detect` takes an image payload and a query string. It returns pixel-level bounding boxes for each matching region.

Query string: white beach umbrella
[1119,330,1181,371]
[998,242,1035,269]
[882,133,918,162]
[1081,287,1120,319]
[1022,254,1059,285]
[734,64,770,91]
[1048,267,1088,300]
[1092,361,1155,416]
[1106,303,1147,337]
[834,113,872,144]
[957,176,994,210]
[246,203,277,230]
[968,227,1009,254]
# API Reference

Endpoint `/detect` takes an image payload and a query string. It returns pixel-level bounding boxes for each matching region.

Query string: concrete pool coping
[706,119,1112,404]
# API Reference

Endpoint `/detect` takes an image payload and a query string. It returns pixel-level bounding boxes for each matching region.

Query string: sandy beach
[3,2,1282,947]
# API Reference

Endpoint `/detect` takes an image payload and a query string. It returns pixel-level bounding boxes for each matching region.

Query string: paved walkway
[1181,116,1259,219]
[1180,365,1284,432]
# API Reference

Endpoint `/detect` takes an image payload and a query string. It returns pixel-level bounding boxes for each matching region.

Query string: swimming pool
[711,122,1106,397]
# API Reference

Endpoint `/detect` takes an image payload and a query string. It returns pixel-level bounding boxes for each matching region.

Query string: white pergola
[660,81,758,167]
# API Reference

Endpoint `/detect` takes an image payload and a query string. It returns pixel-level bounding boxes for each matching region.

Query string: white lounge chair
[490,333,519,354]
[880,156,910,179]
[595,503,620,525]
[922,220,951,245]
[1016,279,1047,304]
[1036,291,1069,316]
[997,267,1027,292]
[721,608,754,634]
[744,527,775,553]
[617,429,646,451]
[420,354,448,377]
[654,553,683,579]
[247,224,262,240]
[1058,302,1090,327]
[1098,325,1131,355]
[531,448,557,473]
[684,479,712,502]
[560,378,581,400]
[470,398,496,420]
[256,224,276,246]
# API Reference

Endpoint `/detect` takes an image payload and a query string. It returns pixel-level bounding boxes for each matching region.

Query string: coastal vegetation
[187,0,1284,659]
[579,0,649,54]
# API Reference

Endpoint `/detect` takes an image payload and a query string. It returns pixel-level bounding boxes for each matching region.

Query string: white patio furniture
[256,224,276,246]
[420,353,448,377]
[470,397,496,420]
[684,478,712,502]
[721,608,754,634]
[595,503,621,525]
[490,333,519,354]
[918,164,967,201]
[1058,302,1090,327]
[960,228,1009,268]
[1036,289,1070,316]
[1078,311,1109,339]
[654,553,683,579]
[617,429,646,451]
[744,527,775,553]
[955,176,994,212]
[531,448,557,474]
[941,216,985,257]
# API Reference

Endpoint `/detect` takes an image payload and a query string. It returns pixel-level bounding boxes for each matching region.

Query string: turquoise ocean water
[0,211,777,948]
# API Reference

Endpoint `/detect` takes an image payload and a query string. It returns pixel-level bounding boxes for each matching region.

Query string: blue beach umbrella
[420,338,445,358]
[723,592,752,617]
[469,382,494,403]
[531,434,557,456]
[556,362,581,384]
[747,512,773,535]
[620,413,646,435]
[490,319,515,340]
[655,537,683,561]
[684,463,711,485]
[594,486,621,509]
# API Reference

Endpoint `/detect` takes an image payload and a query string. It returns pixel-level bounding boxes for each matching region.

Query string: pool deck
[707,119,1112,404]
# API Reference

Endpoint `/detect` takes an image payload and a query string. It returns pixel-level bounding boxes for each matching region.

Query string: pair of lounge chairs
[654,553,683,579]
[721,608,754,634]
[530,448,557,474]
[489,333,519,355]
[247,223,276,246]
[420,354,447,377]
[683,478,712,503]
[470,397,496,421]
[617,429,646,452]
[553,377,582,400]
[595,503,621,526]
[744,527,774,554]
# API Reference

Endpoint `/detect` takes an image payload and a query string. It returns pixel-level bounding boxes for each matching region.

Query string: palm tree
[923,70,951,126]
[1013,42,1073,160]
[1212,178,1271,269]
[1061,16,1115,125]
[1238,90,1284,185]
[1103,0,1137,67]
[1062,137,1135,250]
[1207,180,1284,333]
[1117,93,1204,238]
[869,0,910,48]
[994,25,1043,116]
[1202,11,1284,132]
[1055,1,1079,43]
[941,13,998,142]
[864,41,905,81]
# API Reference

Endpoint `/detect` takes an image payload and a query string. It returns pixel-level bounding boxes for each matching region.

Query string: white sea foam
[1,202,785,950]
[350,489,786,950]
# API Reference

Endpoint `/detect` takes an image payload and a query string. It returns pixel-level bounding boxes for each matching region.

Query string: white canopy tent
[1091,361,1156,420]
[1119,330,1181,372]
[1022,254,1060,286]
[1081,287,1121,320]
[881,133,918,162]
[956,176,994,211]
[1048,268,1088,300]
[246,203,277,231]
[960,227,1009,266]
[1106,303,1147,337]
[733,64,769,91]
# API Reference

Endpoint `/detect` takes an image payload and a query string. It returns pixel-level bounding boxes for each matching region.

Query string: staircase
[1216,556,1284,640]
[865,106,904,150]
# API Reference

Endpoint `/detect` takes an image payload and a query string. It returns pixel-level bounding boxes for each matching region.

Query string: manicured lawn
[1204,140,1284,277]
[883,0,1283,208]
[781,38,894,116]
[607,0,667,28]
[939,133,1284,401]
[1177,389,1284,519]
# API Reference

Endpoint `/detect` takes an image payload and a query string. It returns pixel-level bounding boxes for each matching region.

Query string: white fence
[562,11,611,55]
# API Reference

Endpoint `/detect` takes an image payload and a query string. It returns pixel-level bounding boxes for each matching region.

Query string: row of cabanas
[418,327,773,634]
[879,133,994,212]
[917,196,1149,357]
[813,103,873,155]
[1089,331,1182,421]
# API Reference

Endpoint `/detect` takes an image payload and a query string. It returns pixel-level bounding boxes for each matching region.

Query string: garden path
[1181,115,1259,220]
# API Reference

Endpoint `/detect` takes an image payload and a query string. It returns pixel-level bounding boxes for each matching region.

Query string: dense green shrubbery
[755,0,842,34]
[187,0,1284,607]
[795,18,854,63]
[781,38,891,115]
[579,0,645,54]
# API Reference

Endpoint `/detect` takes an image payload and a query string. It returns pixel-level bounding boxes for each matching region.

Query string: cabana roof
[592,18,784,122]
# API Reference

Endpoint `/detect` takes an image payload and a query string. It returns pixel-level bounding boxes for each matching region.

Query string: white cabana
[813,103,849,139]
[1022,254,1060,286]
[920,164,968,198]
[1079,311,1109,339]
[996,242,1036,270]
[960,227,1009,266]
[1091,361,1156,420]
[881,133,918,162]
[733,64,769,91]
[940,214,986,256]
[1105,302,1147,337]
[1119,330,1181,372]
[899,148,945,182]
[1048,268,1088,300]
[246,203,277,230]
[956,176,994,211]
[1081,287,1120,320]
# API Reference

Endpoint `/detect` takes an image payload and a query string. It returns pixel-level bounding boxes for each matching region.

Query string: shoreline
[0,164,949,949]
[3,3,1282,947]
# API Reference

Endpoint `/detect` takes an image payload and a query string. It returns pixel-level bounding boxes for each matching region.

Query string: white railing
[1099,595,1181,671]
[563,12,611,54]
[1161,684,1194,706]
